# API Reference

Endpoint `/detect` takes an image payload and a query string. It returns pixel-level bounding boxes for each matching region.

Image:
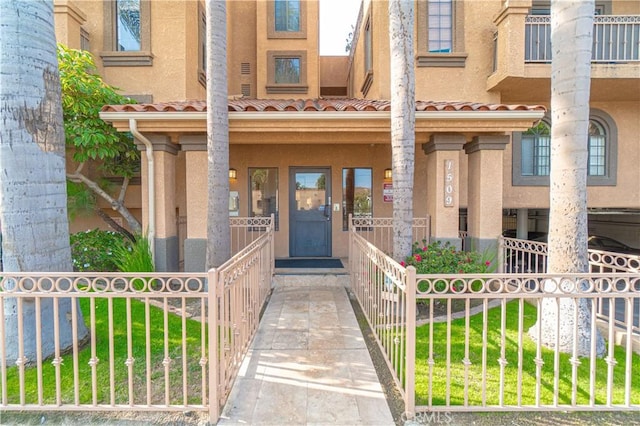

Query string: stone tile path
[217,274,395,425]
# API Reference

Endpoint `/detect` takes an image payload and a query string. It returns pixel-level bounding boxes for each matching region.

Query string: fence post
[497,236,505,273]
[208,267,219,423]
[348,214,353,276]
[405,266,417,419]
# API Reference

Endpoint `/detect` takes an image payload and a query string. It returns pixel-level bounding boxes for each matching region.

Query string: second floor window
[275,57,300,84]
[428,0,452,53]
[116,0,141,51]
[275,0,300,32]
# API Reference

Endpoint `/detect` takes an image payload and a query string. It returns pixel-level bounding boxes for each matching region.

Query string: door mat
[275,258,344,269]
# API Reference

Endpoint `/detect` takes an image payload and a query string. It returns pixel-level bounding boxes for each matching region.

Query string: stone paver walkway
[217,274,395,425]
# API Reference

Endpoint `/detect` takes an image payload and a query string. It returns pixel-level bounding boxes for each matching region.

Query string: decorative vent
[241,84,251,97]
[240,62,251,74]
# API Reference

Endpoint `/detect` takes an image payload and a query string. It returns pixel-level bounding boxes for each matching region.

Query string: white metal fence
[350,222,640,418]
[350,216,430,256]
[0,217,274,422]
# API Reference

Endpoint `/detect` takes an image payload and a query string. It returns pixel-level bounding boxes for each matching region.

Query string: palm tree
[389,0,416,260]
[205,0,231,269]
[0,0,88,364]
[528,0,604,357]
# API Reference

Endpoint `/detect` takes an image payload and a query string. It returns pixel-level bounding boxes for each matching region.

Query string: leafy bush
[113,234,154,273]
[70,229,128,272]
[401,240,494,292]
[401,240,493,274]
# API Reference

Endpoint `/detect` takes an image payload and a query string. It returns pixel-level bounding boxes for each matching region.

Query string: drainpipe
[129,119,155,263]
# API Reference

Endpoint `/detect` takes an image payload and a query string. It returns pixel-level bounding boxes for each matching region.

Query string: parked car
[587,235,640,256]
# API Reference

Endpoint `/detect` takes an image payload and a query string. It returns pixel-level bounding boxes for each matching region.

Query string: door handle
[324,205,331,220]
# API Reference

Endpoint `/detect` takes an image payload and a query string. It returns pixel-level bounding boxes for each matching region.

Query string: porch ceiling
[100,98,545,142]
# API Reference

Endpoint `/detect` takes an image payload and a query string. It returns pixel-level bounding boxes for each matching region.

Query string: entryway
[289,167,332,257]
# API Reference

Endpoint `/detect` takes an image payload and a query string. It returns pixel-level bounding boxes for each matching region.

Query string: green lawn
[3,297,207,406]
[415,299,640,407]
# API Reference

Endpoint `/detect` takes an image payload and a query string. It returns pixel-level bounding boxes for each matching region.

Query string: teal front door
[289,168,332,257]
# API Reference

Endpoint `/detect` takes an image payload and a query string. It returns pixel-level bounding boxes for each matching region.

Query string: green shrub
[70,229,128,272]
[113,234,154,273]
[402,240,494,292]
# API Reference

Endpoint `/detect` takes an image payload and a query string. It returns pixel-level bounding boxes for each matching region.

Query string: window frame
[512,109,618,186]
[267,0,307,39]
[197,2,206,87]
[102,0,153,66]
[416,0,467,67]
[342,168,373,231]
[266,50,308,94]
[248,168,280,231]
[361,15,374,96]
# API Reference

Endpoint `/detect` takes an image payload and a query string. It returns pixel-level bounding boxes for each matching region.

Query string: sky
[319,0,362,56]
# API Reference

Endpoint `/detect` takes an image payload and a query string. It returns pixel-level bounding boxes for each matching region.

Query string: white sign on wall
[444,159,456,207]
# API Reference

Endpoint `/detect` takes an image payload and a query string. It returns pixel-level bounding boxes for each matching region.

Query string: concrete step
[273,274,350,288]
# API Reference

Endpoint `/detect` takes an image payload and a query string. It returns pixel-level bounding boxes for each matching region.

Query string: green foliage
[66,181,97,220]
[113,234,155,273]
[70,229,128,272]
[57,44,139,177]
[402,240,494,274]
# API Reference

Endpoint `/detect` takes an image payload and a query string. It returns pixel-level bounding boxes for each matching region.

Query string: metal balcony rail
[525,15,640,63]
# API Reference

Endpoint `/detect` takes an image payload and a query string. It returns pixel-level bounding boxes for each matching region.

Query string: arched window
[513,109,617,186]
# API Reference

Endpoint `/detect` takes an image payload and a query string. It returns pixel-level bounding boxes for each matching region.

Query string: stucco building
[54,0,640,271]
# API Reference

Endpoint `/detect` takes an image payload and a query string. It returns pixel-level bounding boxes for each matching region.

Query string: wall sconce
[384,168,393,181]
[229,168,237,180]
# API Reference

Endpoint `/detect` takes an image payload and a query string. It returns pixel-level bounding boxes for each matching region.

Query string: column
[181,135,208,272]
[516,208,529,239]
[464,135,510,252]
[422,134,465,250]
[139,135,179,272]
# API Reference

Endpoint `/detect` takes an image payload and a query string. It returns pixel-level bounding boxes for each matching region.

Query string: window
[275,57,300,84]
[427,0,452,53]
[249,168,279,230]
[266,51,308,94]
[102,0,152,66]
[267,0,307,39]
[275,0,300,32]
[416,0,467,66]
[521,121,551,176]
[513,109,617,186]
[198,3,206,86]
[361,17,373,96]
[342,168,372,230]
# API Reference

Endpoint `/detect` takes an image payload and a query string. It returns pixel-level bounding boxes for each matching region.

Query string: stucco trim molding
[422,134,466,154]
[464,135,510,154]
[100,51,154,67]
[417,54,468,68]
[179,135,207,151]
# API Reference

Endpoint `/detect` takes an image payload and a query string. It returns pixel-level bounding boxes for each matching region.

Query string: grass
[415,299,640,407]
[3,296,207,406]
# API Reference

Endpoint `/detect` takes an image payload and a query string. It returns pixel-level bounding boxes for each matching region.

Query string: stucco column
[516,208,529,239]
[464,135,510,253]
[138,135,179,272]
[181,136,208,272]
[422,134,465,249]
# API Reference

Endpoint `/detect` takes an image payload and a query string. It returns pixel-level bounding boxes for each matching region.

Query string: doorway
[289,168,332,257]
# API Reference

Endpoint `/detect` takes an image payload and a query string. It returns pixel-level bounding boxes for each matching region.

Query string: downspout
[129,119,155,263]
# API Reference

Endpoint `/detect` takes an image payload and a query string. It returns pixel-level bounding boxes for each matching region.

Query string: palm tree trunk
[528,0,604,357]
[0,0,88,364]
[206,0,231,268]
[389,0,416,260]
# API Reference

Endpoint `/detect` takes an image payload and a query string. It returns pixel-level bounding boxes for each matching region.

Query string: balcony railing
[525,15,640,63]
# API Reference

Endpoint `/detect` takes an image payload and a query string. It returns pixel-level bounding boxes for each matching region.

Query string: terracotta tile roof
[101,98,545,113]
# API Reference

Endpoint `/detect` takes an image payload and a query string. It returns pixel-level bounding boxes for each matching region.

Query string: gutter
[129,118,155,264]
[101,110,546,122]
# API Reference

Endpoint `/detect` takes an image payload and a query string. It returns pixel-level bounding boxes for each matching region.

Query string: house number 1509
[444,159,455,207]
